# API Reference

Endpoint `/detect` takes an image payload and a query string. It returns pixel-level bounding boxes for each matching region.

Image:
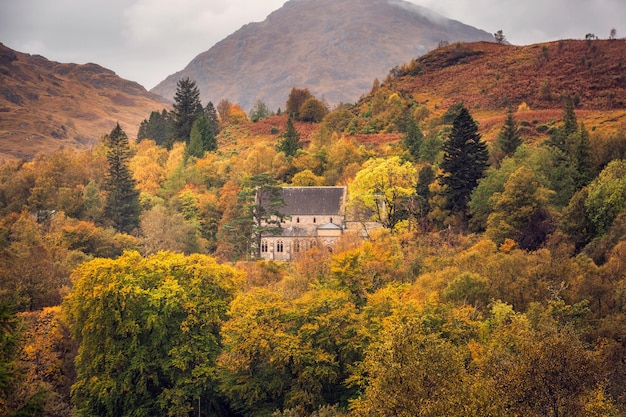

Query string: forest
[1,50,626,416]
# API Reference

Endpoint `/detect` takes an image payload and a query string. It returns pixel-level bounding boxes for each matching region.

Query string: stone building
[259,186,347,261]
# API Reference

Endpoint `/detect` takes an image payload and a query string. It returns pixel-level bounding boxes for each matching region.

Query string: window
[296,217,300,223]
[313,217,316,223]
[310,240,316,250]
[261,240,268,253]
[277,240,284,253]
[330,217,333,224]
[293,240,300,253]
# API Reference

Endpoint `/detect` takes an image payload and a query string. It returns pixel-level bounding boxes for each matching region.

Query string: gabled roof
[280,186,346,216]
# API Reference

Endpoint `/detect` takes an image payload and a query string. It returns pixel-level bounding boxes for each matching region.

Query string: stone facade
[259,186,347,261]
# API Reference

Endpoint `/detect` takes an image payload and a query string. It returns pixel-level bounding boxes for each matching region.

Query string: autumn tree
[216,99,232,124]
[348,156,417,230]
[64,251,240,417]
[172,77,203,142]
[277,116,302,157]
[102,123,140,234]
[286,87,314,120]
[439,106,489,221]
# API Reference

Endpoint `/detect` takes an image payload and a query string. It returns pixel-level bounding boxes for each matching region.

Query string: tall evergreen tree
[496,108,522,156]
[403,115,424,161]
[439,106,489,219]
[277,116,302,157]
[137,109,171,147]
[549,97,577,152]
[205,101,220,136]
[103,123,140,234]
[172,77,203,143]
[573,122,595,189]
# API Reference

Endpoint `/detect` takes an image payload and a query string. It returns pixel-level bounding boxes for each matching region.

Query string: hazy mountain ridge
[0,43,168,161]
[150,0,494,111]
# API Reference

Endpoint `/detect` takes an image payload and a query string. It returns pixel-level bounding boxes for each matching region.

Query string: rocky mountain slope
[150,0,493,111]
[0,43,168,161]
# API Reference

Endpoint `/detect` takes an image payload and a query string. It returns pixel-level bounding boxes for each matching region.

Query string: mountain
[150,0,494,111]
[0,43,168,161]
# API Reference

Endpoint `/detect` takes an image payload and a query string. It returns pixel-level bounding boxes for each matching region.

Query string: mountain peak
[151,0,493,110]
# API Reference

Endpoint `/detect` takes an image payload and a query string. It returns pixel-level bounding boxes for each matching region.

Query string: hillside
[350,39,626,144]
[150,0,494,112]
[0,43,168,162]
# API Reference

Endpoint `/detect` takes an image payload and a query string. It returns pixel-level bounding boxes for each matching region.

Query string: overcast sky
[0,0,623,90]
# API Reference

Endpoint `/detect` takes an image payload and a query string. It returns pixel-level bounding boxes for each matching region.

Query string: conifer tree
[439,106,489,219]
[496,108,522,156]
[277,116,301,157]
[205,101,219,136]
[403,115,424,161]
[573,122,595,189]
[172,77,203,143]
[185,121,205,161]
[103,123,140,234]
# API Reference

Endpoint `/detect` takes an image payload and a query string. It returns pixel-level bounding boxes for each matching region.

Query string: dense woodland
[2,43,626,416]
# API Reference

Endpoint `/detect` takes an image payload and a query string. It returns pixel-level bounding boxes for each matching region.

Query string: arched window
[277,240,284,253]
[310,240,317,250]
[293,240,300,253]
[313,217,316,223]
[261,240,268,253]
[296,217,300,223]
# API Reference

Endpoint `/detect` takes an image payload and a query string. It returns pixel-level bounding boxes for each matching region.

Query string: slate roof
[280,187,346,216]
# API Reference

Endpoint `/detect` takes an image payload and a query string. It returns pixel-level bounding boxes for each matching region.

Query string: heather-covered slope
[0,43,168,161]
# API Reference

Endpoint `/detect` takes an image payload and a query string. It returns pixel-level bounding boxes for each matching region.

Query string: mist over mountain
[150,0,494,111]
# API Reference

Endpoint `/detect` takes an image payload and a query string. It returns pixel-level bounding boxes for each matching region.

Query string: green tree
[204,101,220,136]
[496,108,522,157]
[572,122,595,189]
[137,109,171,147]
[584,160,626,234]
[249,100,271,122]
[439,106,489,220]
[103,123,140,234]
[348,156,417,230]
[403,115,424,161]
[185,120,205,160]
[64,251,240,417]
[486,166,556,249]
[277,116,302,157]
[172,77,203,143]
[299,97,328,123]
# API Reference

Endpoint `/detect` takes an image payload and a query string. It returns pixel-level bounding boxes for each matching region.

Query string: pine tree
[439,106,489,218]
[205,101,219,136]
[277,116,301,157]
[496,108,522,156]
[103,123,140,233]
[172,77,203,143]
[403,115,424,161]
[573,122,595,189]
[185,121,205,160]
